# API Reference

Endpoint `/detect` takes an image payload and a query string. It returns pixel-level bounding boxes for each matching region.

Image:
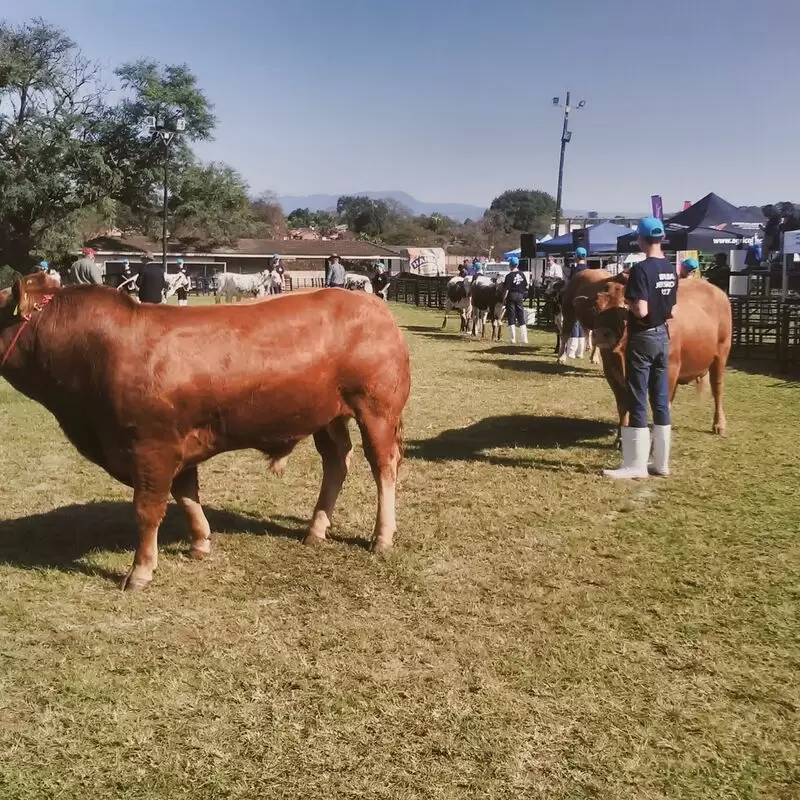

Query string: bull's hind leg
[172,466,212,561]
[304,418,353,547]
[710,351,729,435]
[357,411,402,554]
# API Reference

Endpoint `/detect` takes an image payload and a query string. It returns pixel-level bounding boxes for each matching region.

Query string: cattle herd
[0,265,732,591]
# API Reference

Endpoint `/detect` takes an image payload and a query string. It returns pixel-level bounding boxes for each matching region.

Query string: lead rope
[0,294,54,372]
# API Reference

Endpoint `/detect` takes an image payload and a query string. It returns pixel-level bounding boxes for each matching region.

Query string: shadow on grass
[406,414,616,469]
[0,502,309,582]
[472,357,604,377]
[729,357,800,383]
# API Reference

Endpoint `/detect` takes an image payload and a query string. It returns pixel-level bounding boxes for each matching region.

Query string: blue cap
[272,254,281,260]
[575,247,587,258]
[682,257,699,271]
[176,258,184,265]
[636,216,666,239]
[38,260,48,270]
[508,256,519,266]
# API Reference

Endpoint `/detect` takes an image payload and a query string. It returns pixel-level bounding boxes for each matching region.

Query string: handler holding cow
[603,217,677,480]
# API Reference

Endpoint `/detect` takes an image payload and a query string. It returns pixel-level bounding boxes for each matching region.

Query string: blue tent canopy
[539,221,634,254]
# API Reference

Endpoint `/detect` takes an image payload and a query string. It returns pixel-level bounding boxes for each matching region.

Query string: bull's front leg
[125,449,179,591]
[172,466,212,561]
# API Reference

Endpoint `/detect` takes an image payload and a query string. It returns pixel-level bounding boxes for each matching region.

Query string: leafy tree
[489,189,556,237]
[0,19,111,267]
[287,207,314,228]
[0,17,252,266]
[250,192,287,237]
[169,162,256,248]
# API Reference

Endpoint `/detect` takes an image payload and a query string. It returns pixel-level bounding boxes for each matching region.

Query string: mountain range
[277,191,648,223]
[277,191,486,223]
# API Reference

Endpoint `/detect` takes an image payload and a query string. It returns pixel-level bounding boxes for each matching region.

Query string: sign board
[783,230,800,254]
[403,247,445,276]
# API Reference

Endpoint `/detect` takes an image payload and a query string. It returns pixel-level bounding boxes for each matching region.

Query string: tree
[0,19,111,267]
[0,17,250,266]
[169,162,256,248]
[287,207,314,228]
[488,189,556,237]
[250,192,287,238]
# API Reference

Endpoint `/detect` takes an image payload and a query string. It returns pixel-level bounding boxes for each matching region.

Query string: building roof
[84,236,398,259]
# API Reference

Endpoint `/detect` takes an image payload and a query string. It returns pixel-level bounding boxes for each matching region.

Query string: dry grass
[0,301,798,799]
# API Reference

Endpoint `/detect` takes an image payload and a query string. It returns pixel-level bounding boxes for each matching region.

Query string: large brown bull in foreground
[574,275,731,435]
[556,270,606,365]
[0,273,410,590]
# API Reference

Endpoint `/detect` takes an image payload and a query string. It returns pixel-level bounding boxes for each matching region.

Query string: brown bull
[556,269,606,365]
[576,275,731,435]
[0,273,410,591]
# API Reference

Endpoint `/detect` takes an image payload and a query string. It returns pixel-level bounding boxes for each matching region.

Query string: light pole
[552,93,585,237]
[145,113,186,271]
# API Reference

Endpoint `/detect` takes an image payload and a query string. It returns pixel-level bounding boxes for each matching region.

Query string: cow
[469,276,505,340]
[0,272,410,591]
[213,271,270,303]
[441,276,472,333]
[165,271,190,301]
[575,275,731,437]
[344,274,374,293]
[556,269,606,365]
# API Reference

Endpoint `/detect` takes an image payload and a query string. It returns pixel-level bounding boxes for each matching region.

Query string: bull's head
[575,274,629,351]
[1,272,60,328]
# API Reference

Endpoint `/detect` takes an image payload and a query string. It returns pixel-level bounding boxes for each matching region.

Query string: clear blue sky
[2,0,797,212]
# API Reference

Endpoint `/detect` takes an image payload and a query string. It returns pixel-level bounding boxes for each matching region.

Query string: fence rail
[388,272,800,372]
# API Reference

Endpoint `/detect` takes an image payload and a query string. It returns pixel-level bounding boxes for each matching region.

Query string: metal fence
[388,272,800,373]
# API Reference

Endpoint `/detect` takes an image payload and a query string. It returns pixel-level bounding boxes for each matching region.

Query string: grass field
[0,300,798,799]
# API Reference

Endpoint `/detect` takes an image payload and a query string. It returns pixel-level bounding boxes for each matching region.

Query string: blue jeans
[626,325,670,428]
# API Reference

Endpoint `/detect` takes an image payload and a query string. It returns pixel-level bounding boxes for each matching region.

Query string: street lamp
[552,92,585,237]
[145,113,186,271]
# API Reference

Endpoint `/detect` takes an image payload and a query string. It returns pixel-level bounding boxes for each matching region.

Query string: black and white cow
[469,276,505,341]
[441,276,472,333]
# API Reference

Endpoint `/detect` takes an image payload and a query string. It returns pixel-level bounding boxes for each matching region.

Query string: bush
[0,266,22,290]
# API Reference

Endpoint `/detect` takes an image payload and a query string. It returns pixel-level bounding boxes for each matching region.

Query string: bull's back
[671,281,732,379]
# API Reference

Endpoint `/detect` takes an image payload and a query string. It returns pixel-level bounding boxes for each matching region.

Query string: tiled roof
[84,236,398,258]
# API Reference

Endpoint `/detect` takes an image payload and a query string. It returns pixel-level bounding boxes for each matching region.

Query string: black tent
[616,193,764,253]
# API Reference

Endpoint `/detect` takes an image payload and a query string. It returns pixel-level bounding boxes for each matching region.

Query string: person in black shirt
[372,262,390,300]
[502,256,529,343]
[137,253,167,305]
[604,217,677,480]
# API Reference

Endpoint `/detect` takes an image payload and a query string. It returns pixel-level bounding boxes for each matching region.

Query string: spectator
[326,254,346,288]
[705,253,730,294]
[137,252,166,304]
[271,255,285,293]
[372,262,390,300]
[71,247,103,285]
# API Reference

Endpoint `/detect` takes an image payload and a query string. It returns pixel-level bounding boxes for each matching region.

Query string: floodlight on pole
[147,113,187,272]
[552,92,586,237]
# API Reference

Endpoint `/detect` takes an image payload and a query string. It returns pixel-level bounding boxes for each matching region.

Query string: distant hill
[277,191,487,223]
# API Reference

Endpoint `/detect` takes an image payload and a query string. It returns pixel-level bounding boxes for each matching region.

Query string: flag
[683,200,691,210]
[651,195,663,221]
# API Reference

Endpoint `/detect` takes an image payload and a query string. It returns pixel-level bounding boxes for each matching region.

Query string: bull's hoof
[556,356,567,366]
[302,533,326,548]
[121,568,152,592]
[370,538,393,555]
[189,546,210,561]
[712,424,726,436]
